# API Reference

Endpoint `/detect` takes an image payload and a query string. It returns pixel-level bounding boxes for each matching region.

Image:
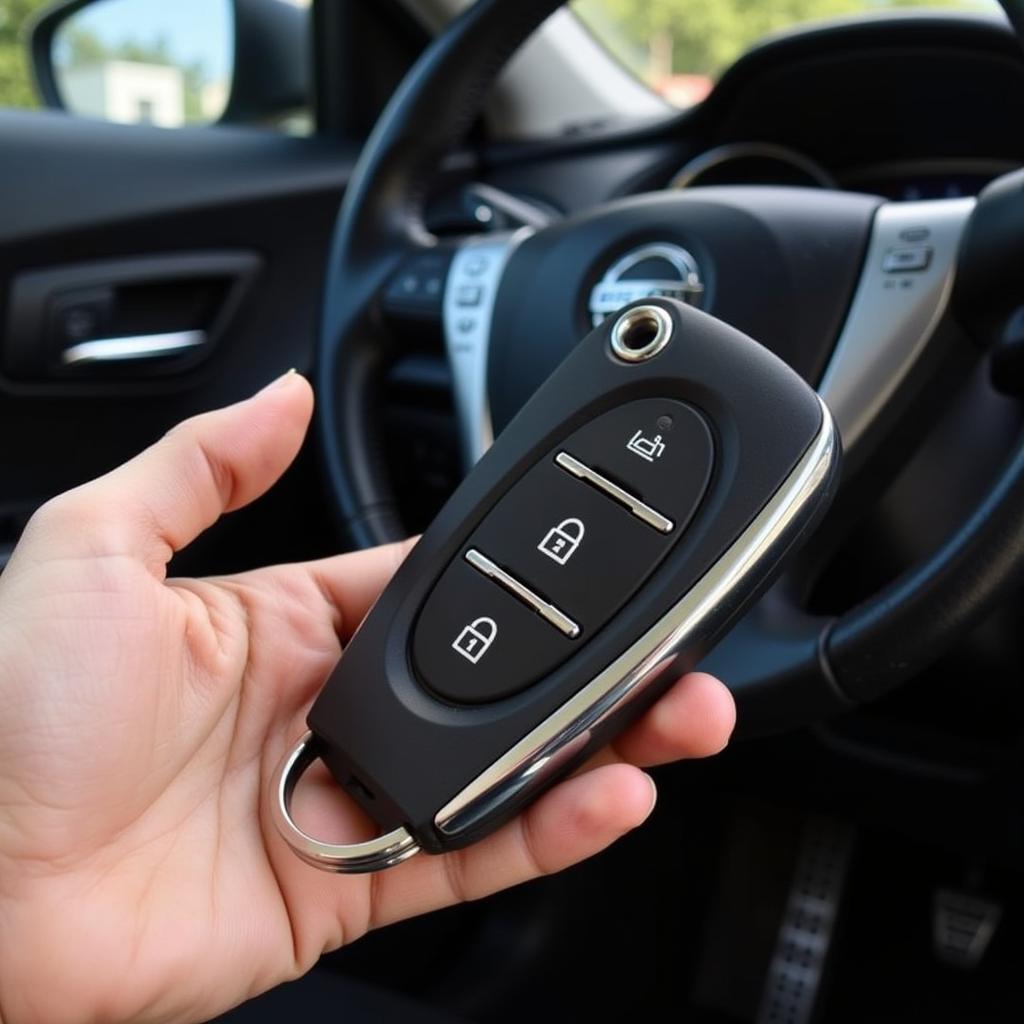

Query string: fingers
[28,372,314,571]
[609,672,736,767]
[368,763,656,930]
[364,673,732,930]
[302,538,418,642]
[279,669,731,943]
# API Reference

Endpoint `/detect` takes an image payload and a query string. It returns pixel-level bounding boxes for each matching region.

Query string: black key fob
[273,300,840,872]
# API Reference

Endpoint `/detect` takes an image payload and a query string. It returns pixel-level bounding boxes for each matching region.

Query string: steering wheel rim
[316,0,1024,734]
[317,0,568,549]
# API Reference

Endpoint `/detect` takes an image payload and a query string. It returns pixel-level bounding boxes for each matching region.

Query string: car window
[0,0,313,134]
[0,0,46,110]
[573,0,1006,109]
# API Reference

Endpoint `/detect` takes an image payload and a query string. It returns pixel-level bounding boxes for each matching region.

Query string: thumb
[24,371,314,572]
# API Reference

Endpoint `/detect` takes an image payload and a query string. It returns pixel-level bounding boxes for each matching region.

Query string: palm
[0,375,734,1024]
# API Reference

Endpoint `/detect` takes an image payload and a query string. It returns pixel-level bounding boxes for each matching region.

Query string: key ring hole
[289,755,379,845]
[272,732,420,874]
[610,305,673,363]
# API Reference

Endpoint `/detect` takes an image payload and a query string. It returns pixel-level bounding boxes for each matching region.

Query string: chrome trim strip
[61,330,207,365]
[443,229,534,470]
[437,398,838,837]
[818,198,975,452]
[555,452,674,533]
[465,548,580,639]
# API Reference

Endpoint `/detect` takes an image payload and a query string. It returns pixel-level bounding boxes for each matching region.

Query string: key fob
[274,300,840,872]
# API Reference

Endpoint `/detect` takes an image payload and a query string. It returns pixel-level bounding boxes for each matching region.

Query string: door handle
[60,330,207,366]
[4,251,261,386]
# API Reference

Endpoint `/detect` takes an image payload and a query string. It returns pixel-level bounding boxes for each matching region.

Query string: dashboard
[666,142,1019,202]
[481,13,1024,215]
[836,160,1018,201]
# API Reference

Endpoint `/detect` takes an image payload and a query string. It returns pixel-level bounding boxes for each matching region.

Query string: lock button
[469,459,672,637]
[538,518,585,565]
[413,558,576,704]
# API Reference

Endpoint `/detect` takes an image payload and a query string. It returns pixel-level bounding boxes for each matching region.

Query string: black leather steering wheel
[316,0,1024,735]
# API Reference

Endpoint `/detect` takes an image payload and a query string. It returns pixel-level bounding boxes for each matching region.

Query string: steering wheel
[316,0,1024,736]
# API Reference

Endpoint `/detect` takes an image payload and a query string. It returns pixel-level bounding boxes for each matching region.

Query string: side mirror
[29,0,309,129]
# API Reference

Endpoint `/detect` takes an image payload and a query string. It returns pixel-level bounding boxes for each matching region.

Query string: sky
[54,0,237,79]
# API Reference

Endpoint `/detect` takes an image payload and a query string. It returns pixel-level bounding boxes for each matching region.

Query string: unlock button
[413,559,576,704]
[452,617,498,664]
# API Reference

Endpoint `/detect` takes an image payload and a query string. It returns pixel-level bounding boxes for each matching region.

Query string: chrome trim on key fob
[434,397,838,838]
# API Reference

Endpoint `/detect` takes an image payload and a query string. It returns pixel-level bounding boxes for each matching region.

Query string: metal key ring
[272,732,420,874]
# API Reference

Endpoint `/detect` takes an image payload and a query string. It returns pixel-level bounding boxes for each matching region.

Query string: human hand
[0,373,735,1024]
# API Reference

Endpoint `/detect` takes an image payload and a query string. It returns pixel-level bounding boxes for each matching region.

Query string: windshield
[573,0,1006,109]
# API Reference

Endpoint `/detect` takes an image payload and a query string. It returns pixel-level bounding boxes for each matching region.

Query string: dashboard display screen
[845,170,1009,201]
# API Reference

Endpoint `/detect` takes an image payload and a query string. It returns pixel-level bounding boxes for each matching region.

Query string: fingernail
[641,773,658,822]
[258,368,299,394]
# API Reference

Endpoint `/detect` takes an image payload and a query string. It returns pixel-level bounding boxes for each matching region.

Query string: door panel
[0,109,358,569]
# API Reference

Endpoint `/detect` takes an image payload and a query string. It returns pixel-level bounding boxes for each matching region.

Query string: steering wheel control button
[817,199,975,452]
[443,235,532,469]
[882,246,932,273]
[469,461,673,635]
[563,398,714,532]
[554,453,673,534]
[382,250,453,320]
[413,559,576,704]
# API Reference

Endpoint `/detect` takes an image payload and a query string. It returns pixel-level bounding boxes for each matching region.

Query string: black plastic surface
[308,299,834,853]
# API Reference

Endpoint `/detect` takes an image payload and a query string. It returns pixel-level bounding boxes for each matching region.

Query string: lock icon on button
[452,617,498,665]
[538,517,585,566]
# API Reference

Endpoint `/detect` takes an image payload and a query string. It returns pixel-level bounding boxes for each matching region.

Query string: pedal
[756,818,854,1024]
[932,888,1002,969]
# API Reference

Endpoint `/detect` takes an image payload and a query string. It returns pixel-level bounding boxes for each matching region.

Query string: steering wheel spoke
[376,230,535,474]
[818,196,977,470]
[442,230,534,471]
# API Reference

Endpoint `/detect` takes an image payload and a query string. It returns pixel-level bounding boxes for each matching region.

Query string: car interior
[1,0,1023,1020]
